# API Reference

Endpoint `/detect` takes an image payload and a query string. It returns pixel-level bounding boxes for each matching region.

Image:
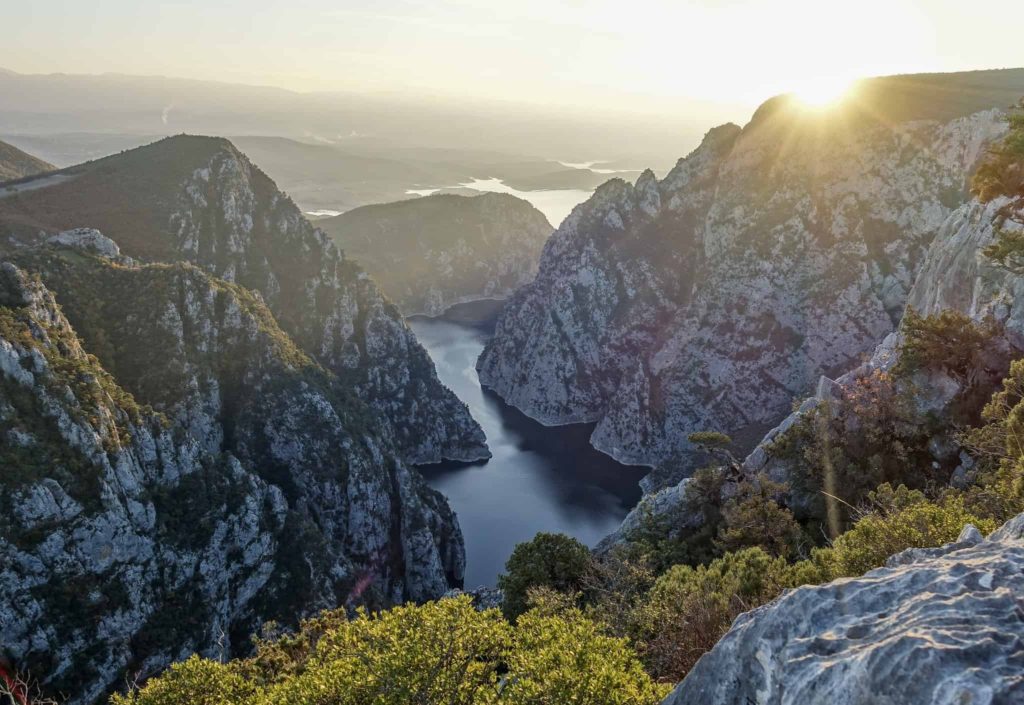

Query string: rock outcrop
[46,228,122,259]
[319,193,552,316]
[0,248,464,703]
[0,135,487,464]
[479,71,1021,490]
[661,513,1024,705]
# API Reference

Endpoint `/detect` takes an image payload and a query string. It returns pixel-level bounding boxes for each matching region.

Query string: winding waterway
[409,301,646,588]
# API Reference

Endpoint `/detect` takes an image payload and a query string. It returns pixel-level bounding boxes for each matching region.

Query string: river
[409,301,646,589]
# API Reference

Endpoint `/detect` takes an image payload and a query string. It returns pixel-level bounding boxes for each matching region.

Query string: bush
[113,596,669,705]
[716,475,802,558]
[971,99,1024,202]
[504,606,670,705]
[896,307,999,385]
[627,547,789,682]
[111,657,258,705]
[498,533,593,620]
[786,484,997,584]
[961,358,1024,521]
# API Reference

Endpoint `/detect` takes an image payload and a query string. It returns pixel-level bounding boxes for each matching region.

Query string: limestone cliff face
[661,514,1024,705]
[479,85,1010,489]
[0,135,488,464]
[320,193,553,317]
[0,248,464,703]
[604,189,1024,550]
[742,192,1024,505]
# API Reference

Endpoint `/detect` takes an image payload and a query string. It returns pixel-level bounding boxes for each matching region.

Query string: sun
[791,78,854,110]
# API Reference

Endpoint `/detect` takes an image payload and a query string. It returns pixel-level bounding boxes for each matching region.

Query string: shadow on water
[410,300,648,588]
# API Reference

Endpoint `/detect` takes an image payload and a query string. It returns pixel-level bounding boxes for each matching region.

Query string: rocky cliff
[0,135,487,464]
[0,239,464,703]
[0,139,54,182]
[319,193,552,316]
[739,189,1024,513]
[661,513,1024,705]
[479,70,1023,490]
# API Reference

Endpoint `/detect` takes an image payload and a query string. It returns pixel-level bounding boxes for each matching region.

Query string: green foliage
[687,430,739,466]
[971,99,1024,202]
[786,485,997,584]
[622,467,728,574]
[686,431,732,450]
[113,596,668,705]
[504,606,670,705]
[983,227,1024,273]
[960,358,1024,520]
[268,598,509,705]
[769,370,941,532]
[111,656,258,705]
[627,548,789,682]
[498,532,593,620]
[716,475,802,558]
[896,307,999,384]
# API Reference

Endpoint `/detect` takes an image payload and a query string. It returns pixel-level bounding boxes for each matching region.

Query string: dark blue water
[409,301,646,588]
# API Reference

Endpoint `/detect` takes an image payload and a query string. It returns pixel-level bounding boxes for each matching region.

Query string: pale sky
[3,0,1023,115]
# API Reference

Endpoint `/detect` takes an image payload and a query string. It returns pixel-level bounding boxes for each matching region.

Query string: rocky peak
[478,71,1019,490]
[0,135,488,464]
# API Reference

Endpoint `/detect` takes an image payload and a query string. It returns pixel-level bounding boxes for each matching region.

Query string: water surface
[405,177,592,227]
[410,303,646,588]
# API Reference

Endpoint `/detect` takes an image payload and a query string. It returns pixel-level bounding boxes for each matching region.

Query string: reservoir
[409,302,646,588]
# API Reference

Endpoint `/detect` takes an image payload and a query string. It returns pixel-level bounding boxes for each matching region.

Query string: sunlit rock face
[661,514,1024,705]
[600,190,1024,554]
[320,192,553,317]
[742,192,1024,509]
[0,253,464,704]
[479,80,1011,490]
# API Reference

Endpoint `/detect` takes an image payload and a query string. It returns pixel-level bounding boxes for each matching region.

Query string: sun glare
[791,78,854,109]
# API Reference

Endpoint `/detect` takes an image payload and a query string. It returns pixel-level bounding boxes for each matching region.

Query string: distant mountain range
[0,67,696,168]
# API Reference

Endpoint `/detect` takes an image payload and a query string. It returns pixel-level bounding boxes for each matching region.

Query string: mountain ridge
[478,69,1022,490]
[0,134,489,464]
[320,192,552,316]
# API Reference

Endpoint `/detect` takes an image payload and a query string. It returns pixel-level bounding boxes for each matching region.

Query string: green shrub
[716,475,802,558]
[113,596,668,705]
[111,656,258,705]
[971,99,1024,202]
[627,547,789,682]
[498,533,593,620]
[504,606,670,705]
[896,307,999,384]
[786,484,997,584]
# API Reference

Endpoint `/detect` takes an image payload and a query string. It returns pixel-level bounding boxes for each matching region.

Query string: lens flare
[792,78,854,109]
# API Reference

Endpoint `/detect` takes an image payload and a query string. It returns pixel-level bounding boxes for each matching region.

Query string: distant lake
[406,177,593,227]
[410,302,646,588]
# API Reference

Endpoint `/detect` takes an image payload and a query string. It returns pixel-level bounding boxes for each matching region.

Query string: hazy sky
[3,0,1023,116]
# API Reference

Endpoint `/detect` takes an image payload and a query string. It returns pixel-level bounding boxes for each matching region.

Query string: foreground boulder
[663,514,1024,705]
